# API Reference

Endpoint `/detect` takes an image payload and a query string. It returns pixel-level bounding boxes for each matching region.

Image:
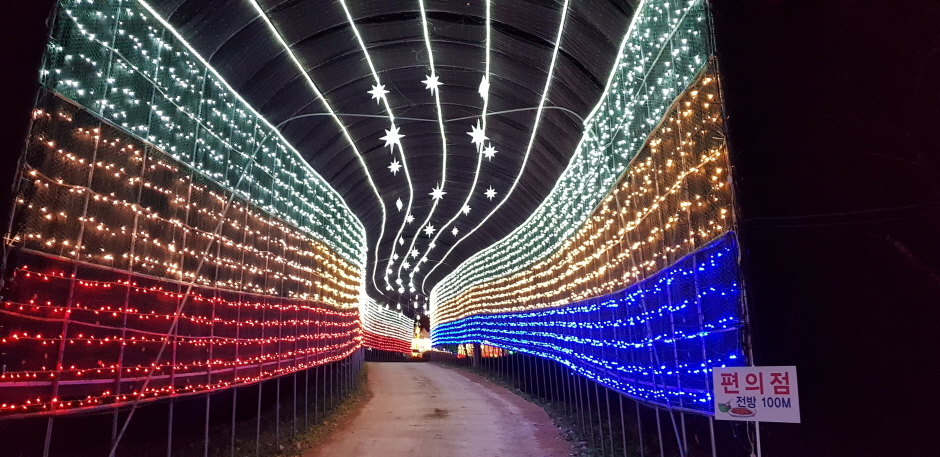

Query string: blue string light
[432,233,744,413]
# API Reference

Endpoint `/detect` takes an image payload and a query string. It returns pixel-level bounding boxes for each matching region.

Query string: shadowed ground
[306,362,569,457]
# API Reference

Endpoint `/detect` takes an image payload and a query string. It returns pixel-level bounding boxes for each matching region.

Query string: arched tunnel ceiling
[150,0,635,314]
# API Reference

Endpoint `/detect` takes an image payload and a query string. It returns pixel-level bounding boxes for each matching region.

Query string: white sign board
[713,366,800,423]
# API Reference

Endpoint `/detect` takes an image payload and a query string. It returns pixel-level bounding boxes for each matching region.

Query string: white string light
[429,0,706,308]
[421,0,572,294]
[131,1,368,273]
[417,0,493,294]
[393,0,452,293]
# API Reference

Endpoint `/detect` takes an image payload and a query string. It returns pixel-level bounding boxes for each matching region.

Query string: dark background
[714,0,940,455]
[4,1,940,455]
[1,1,57,255]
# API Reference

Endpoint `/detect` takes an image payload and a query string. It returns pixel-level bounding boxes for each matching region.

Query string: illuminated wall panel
[360,298,413,354]
[433,69,729,324]
[432,234,743,412]
[432,0,713,306]
[0,251,361,416]
[41,0,365,266]
[429,0,746,415]
[0,0,366,418]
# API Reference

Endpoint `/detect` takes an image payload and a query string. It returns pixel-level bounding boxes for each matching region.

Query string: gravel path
[306,362,569,457]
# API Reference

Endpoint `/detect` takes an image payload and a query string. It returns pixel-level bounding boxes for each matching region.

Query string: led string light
[0,0,373,418]
[52,1,368,268]
[432,234,744,413]
[420,0,573,292]
[0,339,358,386]
[433,70,728,325]
[430,0,710,306]
[0,254,362,416]
[427,0,741,415]
[359,297,414,354]
[247,0,386,278]
[15,111,361,307]
[362,332,411,354]
[6,268,361,316]
[0,343,362,416]
[417,0,492,293]
[360,298,413,341]
[391,0,455,295]
[1,279,360,345]
[337,0,415,297]
[431,1,707,307]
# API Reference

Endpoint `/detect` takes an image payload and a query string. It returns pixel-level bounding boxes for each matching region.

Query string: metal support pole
[620,395,627,457]
[637,402,645,457]
[709,416,717,457]
[656,408,664,457]
[255,382,262,457]
[541,358,549,401]
[293,372,298,438]
[204,394,211,457]
[314,364,319,424]
[681,412,688,455]
[275,377,281,450]
[576,374,585,435]
[586,377,596,448]
[755,422,762,457]
[668,409,686,457]
[606,387,614,456]
[168,398,175,457]
[596,382,605,457]
[231,388,238,457]
[42,418,53,457]
[112,411,120,452]
[304,368,309,430]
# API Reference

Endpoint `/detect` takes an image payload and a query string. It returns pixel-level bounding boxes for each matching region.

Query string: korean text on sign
[713,366,800,423]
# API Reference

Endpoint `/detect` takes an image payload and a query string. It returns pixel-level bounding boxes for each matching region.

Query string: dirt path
[305,362,569,457]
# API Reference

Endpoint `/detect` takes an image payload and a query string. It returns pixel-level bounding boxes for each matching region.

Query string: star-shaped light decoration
[468,120,488,151]
[482,144,497,160]
[429,184,446,201]
[396,198,403,212]
[422,73,442,95]
[403,260,411,270]
[380,123,404,153]
[485,186,497,200]
[369,83,389,104]
[388,159,401,175]
[392,252,399,261]
[461,204,471,215]
[452,226,459,236]
[405,214,415,224]
[429,241,436,249]
[423,225,436,237]
[410,248,419,258]
[478,76,489,100]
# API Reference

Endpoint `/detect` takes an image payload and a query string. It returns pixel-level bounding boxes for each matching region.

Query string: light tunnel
[0,0,936,456]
